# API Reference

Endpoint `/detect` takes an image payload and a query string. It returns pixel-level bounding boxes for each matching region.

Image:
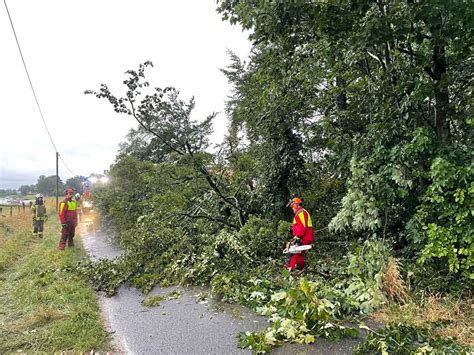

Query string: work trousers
[288,251,306,271]
[33,219,44,237]
[287,238,312,271]
[60,221,76,247]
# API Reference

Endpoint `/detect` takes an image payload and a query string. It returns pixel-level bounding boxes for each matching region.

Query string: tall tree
[86,62,248,228]
[65,176,84,193]
[37,175,64,197]
[18,185,36,196]
[221,49,313,220]
[217,0,473,278]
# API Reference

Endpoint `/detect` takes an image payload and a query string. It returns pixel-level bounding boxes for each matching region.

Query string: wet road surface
[80,226,363,354]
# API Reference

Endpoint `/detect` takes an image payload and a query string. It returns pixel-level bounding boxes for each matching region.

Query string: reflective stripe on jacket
[292,207,314,244]
[32,204,47,220]
[59,199,77,224]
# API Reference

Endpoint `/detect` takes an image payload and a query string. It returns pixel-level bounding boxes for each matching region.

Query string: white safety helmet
[35,193,43,199]
[75,193,81,199]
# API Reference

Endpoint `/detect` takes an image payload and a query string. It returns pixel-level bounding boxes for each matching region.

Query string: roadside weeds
[0,208,112,353]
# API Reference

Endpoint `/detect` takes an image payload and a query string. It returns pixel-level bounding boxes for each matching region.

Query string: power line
[59,153,76,177]
[4,0,78,179]
[4,0,58,152]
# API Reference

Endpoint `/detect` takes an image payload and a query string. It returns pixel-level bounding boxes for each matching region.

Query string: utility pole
[56,152,59,211]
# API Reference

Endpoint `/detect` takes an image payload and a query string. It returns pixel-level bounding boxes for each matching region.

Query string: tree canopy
[36,175,64,197]
[65,176,84,193]
[216,0,473,279]
[80,2,473,352]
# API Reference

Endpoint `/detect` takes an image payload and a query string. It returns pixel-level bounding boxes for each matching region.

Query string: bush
[355,323,472,354]
[237,216,286,259]
[334,239,391,315]
[409,156,473,282]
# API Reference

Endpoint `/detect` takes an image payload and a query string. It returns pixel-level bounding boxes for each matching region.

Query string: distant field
[1,198,56,217]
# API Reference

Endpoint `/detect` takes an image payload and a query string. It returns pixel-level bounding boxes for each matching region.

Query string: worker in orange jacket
[286,197,314,271]
[58,188,78,250]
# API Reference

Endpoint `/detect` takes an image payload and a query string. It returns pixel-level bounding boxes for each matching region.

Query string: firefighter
[58,188,78,250]
[286,197,314,271]
[32,194,47,238]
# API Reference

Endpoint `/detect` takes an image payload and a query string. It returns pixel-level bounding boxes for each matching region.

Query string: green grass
[0,208,111,352]
[0,204,24,217]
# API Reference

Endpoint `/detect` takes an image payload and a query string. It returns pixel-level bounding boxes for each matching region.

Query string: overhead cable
[59,153,76,177]
[4,0,59,152]
[5,0,78,178]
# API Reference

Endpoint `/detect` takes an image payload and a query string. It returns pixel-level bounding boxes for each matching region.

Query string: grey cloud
[0,166,63,189]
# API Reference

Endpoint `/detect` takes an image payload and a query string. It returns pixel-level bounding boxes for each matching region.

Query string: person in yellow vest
[58,188,78,250]
[285,197,315,271]
[31,194,47,238]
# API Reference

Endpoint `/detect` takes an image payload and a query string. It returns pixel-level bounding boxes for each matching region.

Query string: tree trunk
[433,45,450,145]
[335,77,348,110]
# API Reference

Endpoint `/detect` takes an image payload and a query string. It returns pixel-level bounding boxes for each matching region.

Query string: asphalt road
[80,225,364,354]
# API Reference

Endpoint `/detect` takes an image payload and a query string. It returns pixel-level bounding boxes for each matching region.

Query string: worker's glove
[293,237,301,244]
[61,223,67,229]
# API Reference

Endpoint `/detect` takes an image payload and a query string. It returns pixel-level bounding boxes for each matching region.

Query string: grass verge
[372,293,474,347]
[0,204,111,353]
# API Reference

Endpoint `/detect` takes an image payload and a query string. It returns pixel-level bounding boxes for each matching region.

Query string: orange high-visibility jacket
[292,207,314,245]
[59,198,77,224]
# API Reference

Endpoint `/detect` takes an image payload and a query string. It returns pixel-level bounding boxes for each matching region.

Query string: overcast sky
[0,0,251,189]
